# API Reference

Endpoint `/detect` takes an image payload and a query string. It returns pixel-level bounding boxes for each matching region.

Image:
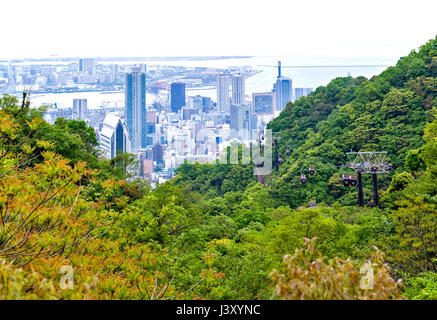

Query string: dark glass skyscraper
[170,82,186,113]
[125,65,147,150]
[274,78,292,111]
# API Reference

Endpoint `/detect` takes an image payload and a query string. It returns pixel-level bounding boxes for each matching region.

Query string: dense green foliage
[1,36,436,300]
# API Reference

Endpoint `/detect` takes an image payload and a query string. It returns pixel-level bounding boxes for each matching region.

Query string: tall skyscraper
[72,99,88,120]
[99,113,131,159]
[170,82,186,113]
[231,72,245,105]
[216,72,231,113]
[273,61,292,111]
[125,65,147,150]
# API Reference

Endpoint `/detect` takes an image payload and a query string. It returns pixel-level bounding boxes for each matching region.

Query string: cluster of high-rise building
[0,59,124,93]
[252,61,314,114]
[216,70,255,142]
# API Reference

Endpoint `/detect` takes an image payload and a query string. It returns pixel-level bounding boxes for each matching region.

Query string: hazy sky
[1,0,436,59]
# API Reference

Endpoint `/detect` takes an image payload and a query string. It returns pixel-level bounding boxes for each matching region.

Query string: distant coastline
[0,56,254,64]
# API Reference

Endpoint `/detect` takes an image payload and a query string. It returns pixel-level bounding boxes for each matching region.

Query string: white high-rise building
[72,99,88,120]
[216,72,230,113]
[99,113,131,159]
[231,73,245,105]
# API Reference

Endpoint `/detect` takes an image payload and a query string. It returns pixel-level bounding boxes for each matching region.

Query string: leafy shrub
[271,238,403,300]
[403,272,437,300]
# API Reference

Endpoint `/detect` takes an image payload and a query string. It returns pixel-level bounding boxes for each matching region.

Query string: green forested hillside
[267,36,437,207]
[0,36,436,300]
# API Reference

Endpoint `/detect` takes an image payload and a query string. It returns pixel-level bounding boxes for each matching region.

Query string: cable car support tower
[345,151,392,207]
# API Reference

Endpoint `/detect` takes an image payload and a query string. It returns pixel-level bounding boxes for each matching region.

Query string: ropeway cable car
[350,175,357,186]
[301,175,307,184]
[342,174,351,186]
[309,167,315,176]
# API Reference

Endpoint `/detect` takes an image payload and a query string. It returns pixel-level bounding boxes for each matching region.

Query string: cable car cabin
[278,158,283,164]
[309,167,315,176]
[342,174,351,186]
[301,175,307,184]
[350,175,357,186]
[286,149,291,156]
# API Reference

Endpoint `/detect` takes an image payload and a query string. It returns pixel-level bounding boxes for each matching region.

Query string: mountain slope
[268,35,437,207]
